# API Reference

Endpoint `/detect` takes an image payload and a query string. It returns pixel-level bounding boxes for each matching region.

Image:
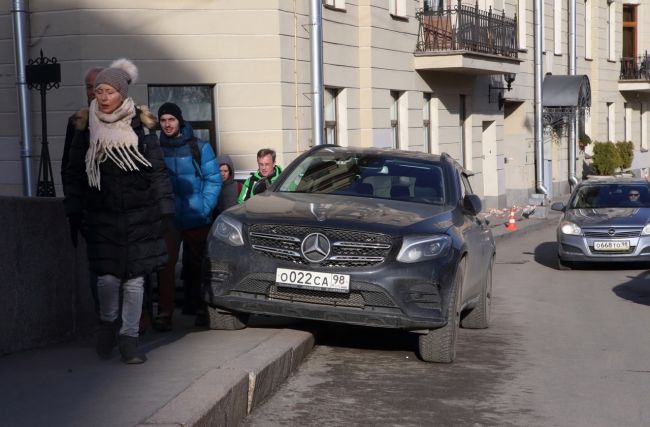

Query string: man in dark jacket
[237,148,282,203]
[155,102,221,331]
[61,67,103,188]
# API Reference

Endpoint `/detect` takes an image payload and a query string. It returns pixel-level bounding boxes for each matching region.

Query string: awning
[542,74,591,108]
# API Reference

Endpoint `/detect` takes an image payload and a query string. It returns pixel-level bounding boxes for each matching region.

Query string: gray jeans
[96,274,144,337]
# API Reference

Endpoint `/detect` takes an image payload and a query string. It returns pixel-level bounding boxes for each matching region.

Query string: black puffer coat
[63,107,174,280]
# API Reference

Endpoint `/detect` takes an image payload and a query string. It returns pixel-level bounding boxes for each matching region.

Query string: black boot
[118,335,147,364]
[96,320,118,359]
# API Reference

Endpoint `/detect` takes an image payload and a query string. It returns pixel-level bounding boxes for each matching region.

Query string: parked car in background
[203,145,495,363]
[551,177,650,270]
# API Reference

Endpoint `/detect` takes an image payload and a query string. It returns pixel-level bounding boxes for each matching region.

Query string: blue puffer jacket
[159,122,221,230]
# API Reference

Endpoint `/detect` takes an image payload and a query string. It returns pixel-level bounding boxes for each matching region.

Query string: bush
[591,141,621,175]
[616,140,634,169]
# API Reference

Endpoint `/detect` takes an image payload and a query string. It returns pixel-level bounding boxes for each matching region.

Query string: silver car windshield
[569,183,650,208]
[278,152,446,205]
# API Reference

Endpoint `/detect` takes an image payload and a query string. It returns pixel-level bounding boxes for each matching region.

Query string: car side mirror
[463,194,482,215]
[550,202,566,212]
[252,177,271,196]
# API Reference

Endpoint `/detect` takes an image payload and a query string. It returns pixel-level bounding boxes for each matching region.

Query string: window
[554,0,561,55]
[518,0,527,50]
[584,0,592,59]
[642,102,648,151]
[624,102,631,142]
[607,102,615,142]
[323,0,345,10]
[390,91,401,149]
[424,0,444,12]
[623,5,637,68]
[324,87,338,145]
[608,0,616,61]
[459,94,467,168]
[423,93,431,153]
[389,0,407,18]
[148,85,216,145]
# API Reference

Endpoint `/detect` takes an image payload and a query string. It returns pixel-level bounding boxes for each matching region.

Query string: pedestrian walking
[63,58,174,364]
[237,148,282,203]
[154,102,221,331]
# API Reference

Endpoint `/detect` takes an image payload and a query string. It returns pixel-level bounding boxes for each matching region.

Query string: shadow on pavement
[612,271,650,306]
[532,241,559,269]
[303,321,418,353]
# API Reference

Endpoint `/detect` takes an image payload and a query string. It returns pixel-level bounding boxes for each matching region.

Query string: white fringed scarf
[86,98,152,189]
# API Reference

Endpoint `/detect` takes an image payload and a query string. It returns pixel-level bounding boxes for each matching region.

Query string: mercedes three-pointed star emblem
[301,233,331,263]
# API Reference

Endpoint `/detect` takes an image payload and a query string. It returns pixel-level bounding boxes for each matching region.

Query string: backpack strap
[187,137,202,177]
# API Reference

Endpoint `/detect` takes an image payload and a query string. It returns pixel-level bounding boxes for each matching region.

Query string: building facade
[0,0,648,207]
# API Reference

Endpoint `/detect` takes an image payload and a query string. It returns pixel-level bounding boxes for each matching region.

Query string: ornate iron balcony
[416,0,518,59]
[620,53,650,80]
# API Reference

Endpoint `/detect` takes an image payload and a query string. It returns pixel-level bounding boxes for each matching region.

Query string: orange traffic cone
[505,207,517,231]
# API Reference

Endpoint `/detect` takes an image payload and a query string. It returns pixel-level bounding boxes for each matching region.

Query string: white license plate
[275,268,350,293]
[593,240,630,251]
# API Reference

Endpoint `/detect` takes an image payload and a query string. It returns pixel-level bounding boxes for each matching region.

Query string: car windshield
[277,151,446,205]
[569,183,650,208]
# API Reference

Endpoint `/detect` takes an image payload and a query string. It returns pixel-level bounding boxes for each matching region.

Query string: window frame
[147,84,216,147]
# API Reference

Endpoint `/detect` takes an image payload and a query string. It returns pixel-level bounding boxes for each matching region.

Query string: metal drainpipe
[568,0,579,187]
[12,0,34,196]
[534,0,548,195]
[309,0,324,146]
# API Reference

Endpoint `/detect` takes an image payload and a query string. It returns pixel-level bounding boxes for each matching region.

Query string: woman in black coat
[63,59,174,364]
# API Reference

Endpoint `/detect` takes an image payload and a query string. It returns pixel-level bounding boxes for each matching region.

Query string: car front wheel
[558,256,573,271]
[461,255,493,329]
[207,306,249,330]
[418,258,464,363]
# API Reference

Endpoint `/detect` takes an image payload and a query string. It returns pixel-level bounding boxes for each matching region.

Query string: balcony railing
[416,0,518,59]
[620,53,650,80]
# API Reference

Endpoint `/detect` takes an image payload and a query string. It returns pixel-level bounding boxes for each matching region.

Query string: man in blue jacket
[155,102,221,330]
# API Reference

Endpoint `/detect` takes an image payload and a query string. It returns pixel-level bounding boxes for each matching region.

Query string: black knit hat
[157,102,184,126]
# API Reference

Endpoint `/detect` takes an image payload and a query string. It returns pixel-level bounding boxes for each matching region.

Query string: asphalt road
[242,222,650,427]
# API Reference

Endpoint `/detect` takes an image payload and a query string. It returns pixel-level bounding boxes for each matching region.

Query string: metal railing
[416,0,518,59]
[620,52,650,80]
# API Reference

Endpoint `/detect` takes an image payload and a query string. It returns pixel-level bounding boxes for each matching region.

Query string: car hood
[564,207,650,227]
[228,192,453,235]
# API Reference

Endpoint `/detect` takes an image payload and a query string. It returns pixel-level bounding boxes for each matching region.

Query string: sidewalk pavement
[0,199,565,427]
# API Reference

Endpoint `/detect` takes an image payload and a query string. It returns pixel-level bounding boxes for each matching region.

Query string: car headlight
[642,224,650,235]
[212,215,244,246]
[397,235,451,263]
[559,221,582,236]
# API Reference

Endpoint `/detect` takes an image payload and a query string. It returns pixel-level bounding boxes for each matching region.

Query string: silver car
[551,177,650,270]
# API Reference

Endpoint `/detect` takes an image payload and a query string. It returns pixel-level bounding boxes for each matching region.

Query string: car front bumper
[203,241,459,330]
[558,233,650,263]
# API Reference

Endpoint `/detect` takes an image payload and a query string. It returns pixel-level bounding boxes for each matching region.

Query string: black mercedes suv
[203,145,495,363]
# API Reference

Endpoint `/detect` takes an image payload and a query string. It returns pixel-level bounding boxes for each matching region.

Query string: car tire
[461,256,493,329]
[207,306,249,330]
[418,258,464,363]
[558,256,573,271]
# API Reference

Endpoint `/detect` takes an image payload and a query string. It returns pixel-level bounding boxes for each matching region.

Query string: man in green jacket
[238,148,283,203]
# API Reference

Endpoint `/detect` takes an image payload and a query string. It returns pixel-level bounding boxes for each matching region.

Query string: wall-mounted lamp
[488,73,516,110]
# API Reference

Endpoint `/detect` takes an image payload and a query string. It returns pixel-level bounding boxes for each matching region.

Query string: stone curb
[139,329,315,427]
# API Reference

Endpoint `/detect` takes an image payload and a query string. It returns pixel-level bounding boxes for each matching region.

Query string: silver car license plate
[593,240,630,251]
[276,268,350,293]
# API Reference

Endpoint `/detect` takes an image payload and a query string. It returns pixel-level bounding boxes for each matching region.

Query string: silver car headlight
[212,214,244,246]
[397,235,451,263]
[641,224,650,235]
[559,221,582,236]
